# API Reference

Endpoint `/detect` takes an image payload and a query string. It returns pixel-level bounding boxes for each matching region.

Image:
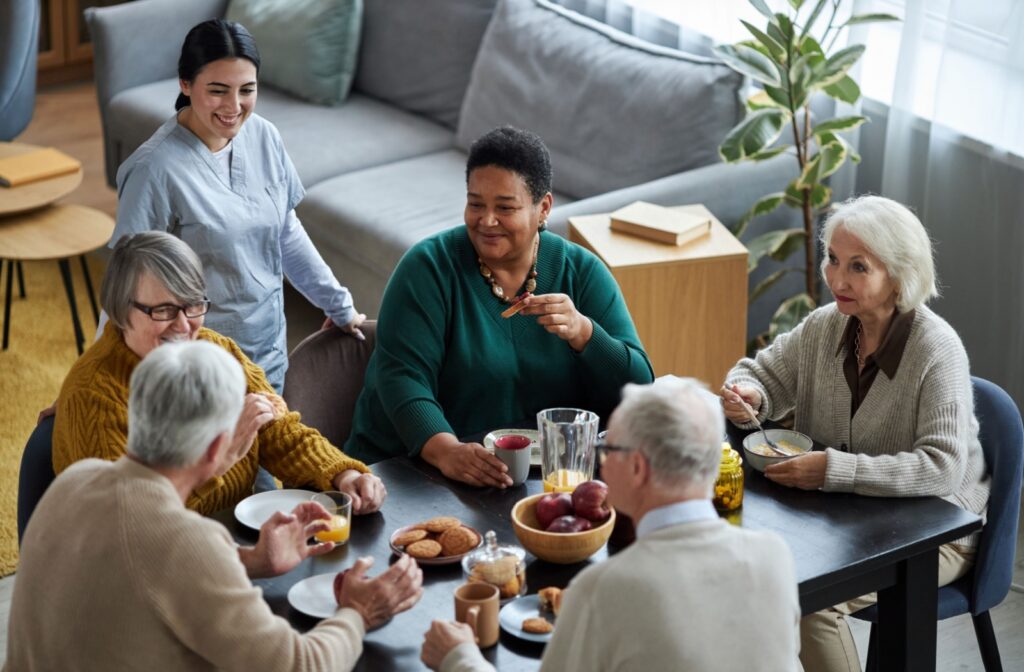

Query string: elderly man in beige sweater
[8,341,422,671]
[421,377,801,672]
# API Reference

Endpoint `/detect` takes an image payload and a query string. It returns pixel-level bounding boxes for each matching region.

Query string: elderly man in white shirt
[421,376,802,672]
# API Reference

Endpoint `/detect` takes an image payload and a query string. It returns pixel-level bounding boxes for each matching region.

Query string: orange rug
[0,256,104,576]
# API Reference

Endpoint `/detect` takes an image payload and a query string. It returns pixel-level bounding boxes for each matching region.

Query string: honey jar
[713,444,744,512]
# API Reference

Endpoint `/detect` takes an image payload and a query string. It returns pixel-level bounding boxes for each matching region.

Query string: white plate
[484,429,541,467]
[499,594,554,643]
[234,489,321,529]
[287,573,337,619]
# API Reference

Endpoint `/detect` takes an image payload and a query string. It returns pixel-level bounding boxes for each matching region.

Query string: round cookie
[522,618,554,634]
[422,516,462,533]
[439,526,478,556]
[406,539,443,559]
[394,528,429,547]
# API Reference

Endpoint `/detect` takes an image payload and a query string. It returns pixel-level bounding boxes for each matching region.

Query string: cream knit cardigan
[726,303,989,544]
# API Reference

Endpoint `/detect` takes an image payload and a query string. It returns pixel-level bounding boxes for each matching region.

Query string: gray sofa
[87,0,799,317]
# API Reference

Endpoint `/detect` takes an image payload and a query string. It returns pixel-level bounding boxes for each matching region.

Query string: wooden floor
[3,83,1022,671]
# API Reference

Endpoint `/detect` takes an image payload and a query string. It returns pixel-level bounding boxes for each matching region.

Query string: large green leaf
[823,76,861,103]
[799,0,829,39]
[742,20,787,62]
[812,115,868,135]
[764,84,792,108]
[798,33,824,55]
[719,108,789,163]
[817,131,862,165]
[748,0,775,20]
[734,192,788,239]
[747,90,786,111]
[788,54,814,109]
[750,268,800,303]
[786,181,832,209]
[815,45,866,88]
[713,44,782,87]
[768,293,816,341]
[816,141,848,178]
[775,13,795,42]
[746,228,807,273]
[749,145,792,162]
[795,154,821,189]
[787,0,805,10]
[843,13,901,27]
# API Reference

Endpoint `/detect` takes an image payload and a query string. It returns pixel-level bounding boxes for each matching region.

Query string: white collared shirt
[635,499,718,539]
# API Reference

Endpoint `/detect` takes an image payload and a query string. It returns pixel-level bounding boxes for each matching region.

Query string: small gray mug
[494,434,532,486]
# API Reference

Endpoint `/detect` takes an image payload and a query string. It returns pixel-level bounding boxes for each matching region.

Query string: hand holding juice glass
[311,491,352,544]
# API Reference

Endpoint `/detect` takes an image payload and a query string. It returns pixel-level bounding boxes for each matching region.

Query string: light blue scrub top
[113,113,354,390]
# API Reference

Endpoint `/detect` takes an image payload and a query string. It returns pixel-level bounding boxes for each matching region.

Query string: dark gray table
[213,452,981,672]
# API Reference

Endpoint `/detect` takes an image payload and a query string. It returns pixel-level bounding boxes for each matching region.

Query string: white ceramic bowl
[742,429,813,472]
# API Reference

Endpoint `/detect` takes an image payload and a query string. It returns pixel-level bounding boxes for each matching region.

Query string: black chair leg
[3,259,13,350]
[16,261,25,298]
[79,255,99,325]
[57,259,85,356]
[972,611,1003,672]
[866,623,879,672]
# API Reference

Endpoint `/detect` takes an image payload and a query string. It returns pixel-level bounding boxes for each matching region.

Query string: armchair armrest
[548,155,801,237]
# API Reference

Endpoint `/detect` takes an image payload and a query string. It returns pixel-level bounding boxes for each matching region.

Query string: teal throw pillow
[226,0,362,106]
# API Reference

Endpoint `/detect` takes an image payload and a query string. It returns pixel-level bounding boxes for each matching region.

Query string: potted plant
[713,0,898,348]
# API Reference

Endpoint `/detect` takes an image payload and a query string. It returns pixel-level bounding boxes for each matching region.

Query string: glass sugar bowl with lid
[462,530,527,601]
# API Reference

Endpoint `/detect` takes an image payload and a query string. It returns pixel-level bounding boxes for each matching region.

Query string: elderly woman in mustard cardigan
[721,195,989,672]
[52,232,385,515]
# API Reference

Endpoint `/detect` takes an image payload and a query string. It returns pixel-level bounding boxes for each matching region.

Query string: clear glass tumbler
[537,407,599,493]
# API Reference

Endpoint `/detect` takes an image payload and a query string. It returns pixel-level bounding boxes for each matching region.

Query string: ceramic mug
[494,434,532,486]
[454,582,500,647]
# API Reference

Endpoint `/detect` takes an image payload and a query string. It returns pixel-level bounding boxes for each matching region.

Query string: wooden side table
[0,204,114,355]
[0,142,83,215]
[569,204,748,387]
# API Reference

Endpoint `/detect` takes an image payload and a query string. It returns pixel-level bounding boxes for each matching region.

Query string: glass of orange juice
[311,491,352,545]
[538,408,598,493]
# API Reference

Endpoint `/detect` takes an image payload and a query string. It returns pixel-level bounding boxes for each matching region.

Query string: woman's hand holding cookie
[518,293,594,352]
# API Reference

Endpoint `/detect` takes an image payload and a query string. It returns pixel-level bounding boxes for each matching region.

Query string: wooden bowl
[511,493,616,564]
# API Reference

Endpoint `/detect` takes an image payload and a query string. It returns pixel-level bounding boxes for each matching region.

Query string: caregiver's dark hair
[175,19,261,112]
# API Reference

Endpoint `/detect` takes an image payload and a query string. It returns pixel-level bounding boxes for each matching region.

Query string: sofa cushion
[298,149,575,311]
[107,78,455,188]
[456,0,743,199]
[226,0,362,106]
[353,0,499,129]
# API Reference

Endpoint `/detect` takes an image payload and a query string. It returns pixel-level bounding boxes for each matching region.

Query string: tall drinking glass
[537,408,599,493]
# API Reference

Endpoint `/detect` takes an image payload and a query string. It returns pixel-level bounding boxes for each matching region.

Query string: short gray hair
[101,232,206,329]
[612,376,725,489]
[127,341,245,468]
[820,195,938,312]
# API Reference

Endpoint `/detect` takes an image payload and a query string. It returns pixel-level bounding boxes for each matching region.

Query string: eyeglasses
[596,437,635,467]
[131,299,210,322]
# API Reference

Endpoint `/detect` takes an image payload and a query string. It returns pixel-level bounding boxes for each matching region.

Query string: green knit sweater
[345,227,654,463]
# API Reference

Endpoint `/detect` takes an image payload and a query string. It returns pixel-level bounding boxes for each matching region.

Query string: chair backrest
[17,415,56,546]
[969,376,1024,613]
[0,0,40,140]
[283,322,377,448]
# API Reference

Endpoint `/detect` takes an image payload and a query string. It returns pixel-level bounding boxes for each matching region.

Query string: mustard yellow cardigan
[53,323,368,515]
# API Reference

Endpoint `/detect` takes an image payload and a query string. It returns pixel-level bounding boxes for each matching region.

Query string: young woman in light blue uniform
[110,19,362,391]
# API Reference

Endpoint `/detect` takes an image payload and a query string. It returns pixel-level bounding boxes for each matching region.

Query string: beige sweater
[442,519,801,672]
[6,458,366,671]
[726,303,989,544]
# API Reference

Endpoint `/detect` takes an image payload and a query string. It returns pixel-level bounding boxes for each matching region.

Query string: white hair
[820,195,939,312]
[612,376,725,489]
[126,341,246,468]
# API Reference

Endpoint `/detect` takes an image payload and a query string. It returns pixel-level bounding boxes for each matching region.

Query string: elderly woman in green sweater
[345,126,654,487]
[721,195,989,672]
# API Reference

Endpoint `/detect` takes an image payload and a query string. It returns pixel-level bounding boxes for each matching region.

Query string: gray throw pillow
[456,0,743,199]
[226,0,362,106]
[353,0,499,129]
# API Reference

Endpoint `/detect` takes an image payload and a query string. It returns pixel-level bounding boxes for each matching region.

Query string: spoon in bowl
[722,387,789,457]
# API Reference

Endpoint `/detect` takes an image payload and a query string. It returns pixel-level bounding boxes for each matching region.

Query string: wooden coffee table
[0,204,114,355]
[0,142,83,216]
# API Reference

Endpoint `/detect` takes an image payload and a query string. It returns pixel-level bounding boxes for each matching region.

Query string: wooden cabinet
[569,204,748,388]
[38,0,132,85]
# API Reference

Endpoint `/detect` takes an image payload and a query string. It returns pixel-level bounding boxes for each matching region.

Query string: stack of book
[609,201,711,246]
[0,148,81,188]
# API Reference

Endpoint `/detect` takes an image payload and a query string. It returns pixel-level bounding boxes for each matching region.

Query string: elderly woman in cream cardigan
[720,195,990,672]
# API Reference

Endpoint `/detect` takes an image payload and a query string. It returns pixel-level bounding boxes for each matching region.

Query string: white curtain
[860,0,1024,406]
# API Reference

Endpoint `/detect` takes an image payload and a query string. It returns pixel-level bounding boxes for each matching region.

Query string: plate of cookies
[498,587,562,643]
[389,516,483,565]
